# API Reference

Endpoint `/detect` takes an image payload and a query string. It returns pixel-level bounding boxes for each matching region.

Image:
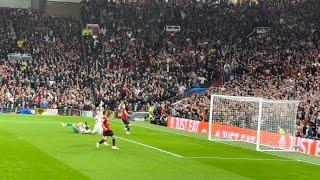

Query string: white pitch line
[184,156,295,161]
[3,118,320,165]
[116,136,183,158]
[121,122,320,166]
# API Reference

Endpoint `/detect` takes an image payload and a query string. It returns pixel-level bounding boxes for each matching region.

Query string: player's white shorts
[93,124,102,134]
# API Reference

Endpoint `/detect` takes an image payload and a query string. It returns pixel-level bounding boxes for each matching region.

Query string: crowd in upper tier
[0,0,319,138]
[170,0,320,138]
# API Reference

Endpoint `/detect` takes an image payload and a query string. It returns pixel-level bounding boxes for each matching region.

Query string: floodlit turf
[0,115,319,180]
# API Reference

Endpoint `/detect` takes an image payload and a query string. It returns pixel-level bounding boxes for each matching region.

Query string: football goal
[208,94,300,152]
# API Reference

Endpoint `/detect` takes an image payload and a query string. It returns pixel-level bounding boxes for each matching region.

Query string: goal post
[256,97,263,151]
[208,94,300,152]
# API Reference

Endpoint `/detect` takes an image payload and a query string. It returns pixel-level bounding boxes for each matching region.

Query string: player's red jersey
[102,116,112,131]
[120,108,129,121]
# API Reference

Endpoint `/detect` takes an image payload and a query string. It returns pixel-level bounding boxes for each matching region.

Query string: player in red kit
[119,102,131,134]
[96,111,118,150]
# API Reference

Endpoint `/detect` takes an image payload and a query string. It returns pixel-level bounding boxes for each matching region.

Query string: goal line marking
[116,136,183,158]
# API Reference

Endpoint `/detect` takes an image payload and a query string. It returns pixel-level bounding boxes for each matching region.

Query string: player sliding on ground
[61,122,91,134]
[96,111,119,150]
[119,102,131,134]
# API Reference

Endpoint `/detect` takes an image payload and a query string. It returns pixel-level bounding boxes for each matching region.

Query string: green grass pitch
[0,114,318,180]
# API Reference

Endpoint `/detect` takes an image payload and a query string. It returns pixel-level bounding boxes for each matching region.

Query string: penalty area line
[116,136,183,158]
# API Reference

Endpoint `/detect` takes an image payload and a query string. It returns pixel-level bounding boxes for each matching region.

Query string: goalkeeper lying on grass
[61,122,91,134]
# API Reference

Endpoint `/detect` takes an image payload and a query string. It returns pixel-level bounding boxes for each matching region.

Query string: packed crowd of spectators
[81,0,223,110]
[1,1,217,112]
[171,0,320,139]
[0,0,320,138]
[0,8,93,111]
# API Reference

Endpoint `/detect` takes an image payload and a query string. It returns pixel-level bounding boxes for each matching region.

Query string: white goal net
[208,94,300,152]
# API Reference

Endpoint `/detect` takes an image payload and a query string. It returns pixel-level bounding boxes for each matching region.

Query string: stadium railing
[0,107,16,114]
[0,106,150,122]
[35,108,94,118]
[0,106,95,118]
